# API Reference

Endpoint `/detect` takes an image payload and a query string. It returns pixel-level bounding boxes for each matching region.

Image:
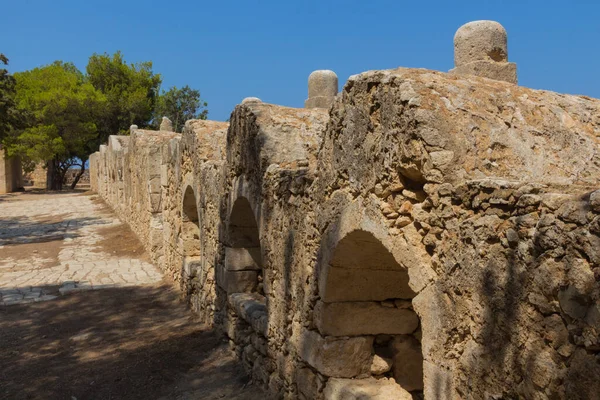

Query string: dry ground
[0,190,266,400]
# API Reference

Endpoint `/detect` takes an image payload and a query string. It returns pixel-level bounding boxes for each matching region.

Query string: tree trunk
[70,159,86,189]
[46,159,63,190]
[45,160,52,190]
[58,165,68,190]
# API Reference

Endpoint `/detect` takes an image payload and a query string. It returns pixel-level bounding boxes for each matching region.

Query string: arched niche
[323,229,415,302]
[220,196,263,294]
[316,228,424,394]
[182,185,200,258]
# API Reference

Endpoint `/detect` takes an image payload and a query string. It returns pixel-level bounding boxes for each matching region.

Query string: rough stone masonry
[89,21,600,400]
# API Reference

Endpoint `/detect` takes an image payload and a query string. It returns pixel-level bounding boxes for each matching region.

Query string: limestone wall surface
[90,48,600,400]
[0,147,23,194]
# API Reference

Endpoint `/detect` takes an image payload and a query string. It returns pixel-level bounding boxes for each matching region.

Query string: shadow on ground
[0,215,106,247]
[0,188,89,203]
[0,283,266,400]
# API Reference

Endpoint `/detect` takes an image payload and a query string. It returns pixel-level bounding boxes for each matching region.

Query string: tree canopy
[154,85,208,132]
[86,51,161,140]
[0,54,21,142]
[1,51,207,190]
[7,61,106,189]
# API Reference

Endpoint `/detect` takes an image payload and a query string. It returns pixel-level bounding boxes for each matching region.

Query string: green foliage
[86,51,161,139]
[0,54,21,141]
[154,85,208,132]
[3,50,206,189]
[7,61,106,188]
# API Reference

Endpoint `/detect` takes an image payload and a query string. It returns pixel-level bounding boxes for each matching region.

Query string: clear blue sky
[3,0,600,122]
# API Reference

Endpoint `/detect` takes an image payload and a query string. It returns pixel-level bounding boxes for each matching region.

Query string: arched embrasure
[323,229,415,302]
[317,229,424,394]
[182,185,200,258]
[221,197,263,294]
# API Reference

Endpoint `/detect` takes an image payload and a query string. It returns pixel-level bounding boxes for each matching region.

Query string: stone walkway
[0,191,163,305]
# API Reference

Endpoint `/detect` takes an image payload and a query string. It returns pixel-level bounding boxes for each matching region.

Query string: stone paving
[0,191,163,305]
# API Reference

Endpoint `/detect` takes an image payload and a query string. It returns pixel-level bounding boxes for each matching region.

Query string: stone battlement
[90,21,600,400]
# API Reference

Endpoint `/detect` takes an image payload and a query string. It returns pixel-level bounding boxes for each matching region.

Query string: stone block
[148,176,161,194]
[225,246,262,271]
[315,301,419,336]
[299,330,373,378]
[227,292,268,335]
[371,354,393,375]
[228,292,267,322]
[295,367,323,399]
[323,377,412,400]
[160,164,168,187]
[159,116,173,131]
[149,193,162,212]
[390,335,423,391]
[323,266,414,302]
[450,60,517,84]
[216,266,258,294]
[305,96,335,109]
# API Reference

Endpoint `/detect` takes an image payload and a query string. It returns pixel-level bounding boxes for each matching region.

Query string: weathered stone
[217,267,258,293]
[590,190,600,213]
[295,367,323,399]
[390,335,423,391]
[323,266,414,302]
[225,246,262,271]
[228,293,269,336]
[454,20,508,65]
[299,330,373,378]
[395,216,412,228]
[323,377,412,400]
[305,70,338,109]
[159,116,174,132]
[451,20,517,84]
[314,301,419,336]
[398,200,413,215]
[242,97,262,104]
[451,60,517,84]
[370,354,393,375]
[88,22,600,399]
[0,147,23,194]
[228,292,267,321]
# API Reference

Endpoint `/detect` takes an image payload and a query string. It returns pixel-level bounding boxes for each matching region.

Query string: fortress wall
[215,103,330,397]
[305,67,600,399]
[90,47,600,399]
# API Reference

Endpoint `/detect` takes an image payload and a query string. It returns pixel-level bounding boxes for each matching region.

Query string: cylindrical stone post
[305,70,338,109]
[242,97,262,104]
[160,116,174,131]
[450,20,517,84]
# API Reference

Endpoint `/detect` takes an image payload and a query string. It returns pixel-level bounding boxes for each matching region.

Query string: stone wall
[90,22,600,400]
[0,146,23,194]
[23,163,46,188]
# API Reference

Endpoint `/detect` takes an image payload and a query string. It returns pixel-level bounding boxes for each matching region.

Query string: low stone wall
[90,22,600,400]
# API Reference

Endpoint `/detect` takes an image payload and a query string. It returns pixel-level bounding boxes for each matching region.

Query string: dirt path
[0,191,266,400]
